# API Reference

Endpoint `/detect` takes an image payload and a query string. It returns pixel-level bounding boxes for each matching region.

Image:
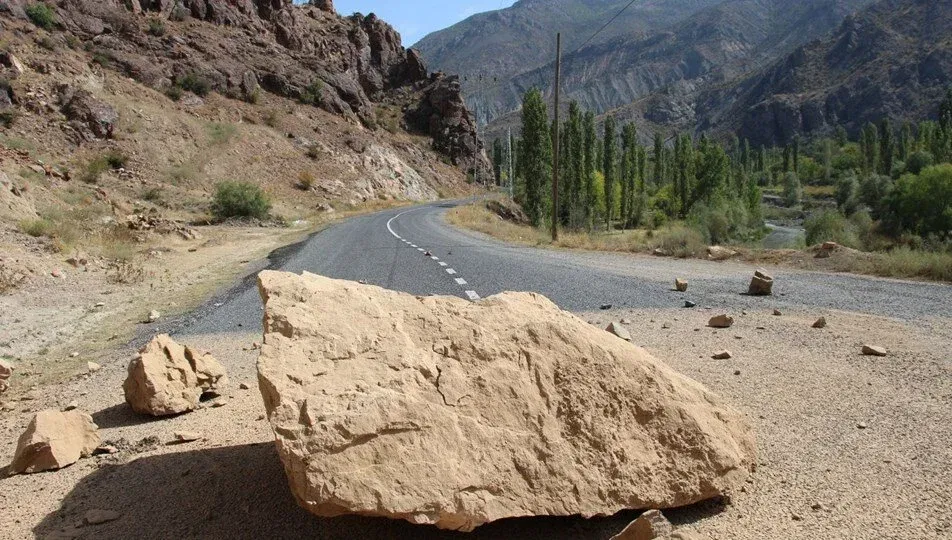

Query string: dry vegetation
[448,200,952,282]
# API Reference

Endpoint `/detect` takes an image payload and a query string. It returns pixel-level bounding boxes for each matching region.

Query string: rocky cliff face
[0,0,481,166]
[698,0,952,146]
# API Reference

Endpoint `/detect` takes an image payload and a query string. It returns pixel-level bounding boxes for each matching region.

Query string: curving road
[178,200,951,339]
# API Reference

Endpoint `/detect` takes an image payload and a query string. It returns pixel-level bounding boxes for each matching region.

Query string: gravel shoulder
[0,203,950,539]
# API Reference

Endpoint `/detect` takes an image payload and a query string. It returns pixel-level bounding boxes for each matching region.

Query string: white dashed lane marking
[386,208,480,302]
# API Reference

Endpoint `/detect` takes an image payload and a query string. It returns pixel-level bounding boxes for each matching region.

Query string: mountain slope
[698,0,952,145]
[415,0,724,122]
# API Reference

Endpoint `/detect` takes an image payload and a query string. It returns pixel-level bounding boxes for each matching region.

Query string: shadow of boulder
[36,442,722,539]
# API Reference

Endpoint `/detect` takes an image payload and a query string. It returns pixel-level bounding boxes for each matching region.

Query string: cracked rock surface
[256,271,756,532]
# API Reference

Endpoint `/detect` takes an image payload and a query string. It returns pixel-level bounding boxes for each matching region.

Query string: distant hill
[697,0,952,146]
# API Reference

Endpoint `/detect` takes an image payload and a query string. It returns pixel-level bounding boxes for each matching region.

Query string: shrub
[905,150,934,175]
[296,171,315,191]
[19,218,54,237]
[38,35,57,51]
[299,80,324,106]
[211,181,271,220]
[834,174,859,214]
[805,210,861,249]
[884,165,952,239]
[170,6,190,22]
[859,174,893,217]
[147,18,166,37]
[651,224,706,258]
[305,144,320,160]
[79,156,110,184]
[0,110,16,128]
[104,150,127,169]
[25,2,55,30]
[91,52,113,68]
[178,73,211,97]
[207,122,236,145]
[166,86,183,101]
[141,187,165,205]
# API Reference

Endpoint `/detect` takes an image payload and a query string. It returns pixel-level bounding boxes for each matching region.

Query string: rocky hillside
[698,0,952,146]
[418,0,873,134]
[414,0,725,123]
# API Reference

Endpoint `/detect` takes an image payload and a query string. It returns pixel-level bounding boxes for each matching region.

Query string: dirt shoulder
[446,199,952,283]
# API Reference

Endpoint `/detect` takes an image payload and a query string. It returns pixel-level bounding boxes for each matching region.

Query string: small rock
[70,352,79,358]
[857,422,868,430]
[64,401,78,411]
[708,314,734,328]
[173,431,202,443]
[674,279,688,292]
[87,361,101,373]
[773,309,782,316]
[147,310,161,323]
[812,317,827,329]
[683,301,697,309]
[756,326,766,330]
[610,509,673,540]
[212,400,227,408]
[620,318,630,325]
[84,509,121,525]
[811,502,825,511]
[51,269,63,278]
[862,345,887,357]
[600,304,612,310]
[791,513,803,521]
[712,351,733,360]
[734,370,741,376]
[661,322,671,330]
[239,382,250,390]
[93,445,119,455]
[748,269,774,296]
[605,322,632,342]
[94,302,105,308]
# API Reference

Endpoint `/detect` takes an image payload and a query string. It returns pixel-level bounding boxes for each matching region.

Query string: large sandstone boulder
[256,271,756,532]
[123,335,227,416]
[748,269,774,296]
[9,410,101,474]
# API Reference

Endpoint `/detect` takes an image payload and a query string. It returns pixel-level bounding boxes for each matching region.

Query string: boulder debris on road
[813,317,827,329]
[748,269,774,296]
[0,357,13,394]
[610,509,673,540]
[708,314,735,328]
[123,334,228,416]
[675,279,688,292]
[256,271,756,532]
[862,345,888,357]
[606,321,633,341]
[9,409,101,474]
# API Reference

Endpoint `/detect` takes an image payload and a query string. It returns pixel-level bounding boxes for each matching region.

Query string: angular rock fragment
[862,345,888,357]
[812,317,827,329]
[606,321,632,341]
[123,335,227,416]
[712,351,733,360]
[256,271,757,531]
[0,357,12,394]
[675,279,688,292]
[610,509,674,540]
[10,410,100,474]
[748,269,774,296]
[708,314,734,328]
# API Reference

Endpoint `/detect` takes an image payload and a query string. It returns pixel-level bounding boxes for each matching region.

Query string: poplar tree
[583,111,597,229]
[879,118,894,175]
[620,123,638,227]
[567,102,584,229]
[653,132,664,185]
[492,139,503,185]
[603,115,617,230]
[520,89,551,227]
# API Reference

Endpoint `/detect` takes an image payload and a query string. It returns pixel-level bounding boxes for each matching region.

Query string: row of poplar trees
[505,88,762,232]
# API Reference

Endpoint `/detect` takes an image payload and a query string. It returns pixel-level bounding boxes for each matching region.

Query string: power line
[570,0,639,55]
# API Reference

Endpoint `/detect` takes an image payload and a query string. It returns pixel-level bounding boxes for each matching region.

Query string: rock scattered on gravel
[748,269,774,296]
[83,509,121,526]
[707,246,737,261]
[257,271,757,531]
[712,351,733,360]
[610,509,673,540]
[813,317,827,329]
[86,361,101,373]
[708,314,734,328]
[64,400,78,411]
[0,357,13,394]
[123,334,228,416]
[147,310,161,323]
[10,409,101,474]
[675,279,688,292]
[862,345,888,357]
[684,301,697,308]
[606,321,632,341]
[600,303,613,310]
[172,431,202,443]
[238,382,250,390]
[773,309,782,316]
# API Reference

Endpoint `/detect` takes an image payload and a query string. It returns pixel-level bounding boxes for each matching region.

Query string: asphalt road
[178,200,951,338]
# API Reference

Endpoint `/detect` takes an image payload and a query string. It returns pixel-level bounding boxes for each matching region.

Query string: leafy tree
[567,102,584,228]
[492,138,504,185]
[885,165,952,238]
[603,115,617,230]
[906,150,934,175]
[520,89,551,226]
[835,174,860,215]
[879,118,894,176]
[653,132,664,185]
[691,142,729,210]
[782,171,802,208]
[583,111,597,229]
[212,181,271,220]
[835,126,849,147]
[860,122,879,176]
[620,123,638,227]
[793,135,801,174]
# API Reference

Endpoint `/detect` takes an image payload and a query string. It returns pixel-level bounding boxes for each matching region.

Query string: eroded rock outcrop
[123,334,227,416]
[256,271,757,531]
[0,357,13,394]
[9,410,100,474]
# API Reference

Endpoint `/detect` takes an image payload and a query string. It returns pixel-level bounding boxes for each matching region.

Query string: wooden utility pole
[551,33,561,241]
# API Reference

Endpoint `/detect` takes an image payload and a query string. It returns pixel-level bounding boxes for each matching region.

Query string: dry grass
[446,203,705,257]
[829,247,952,282]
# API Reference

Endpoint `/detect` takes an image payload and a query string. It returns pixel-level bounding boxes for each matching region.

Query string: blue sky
[333,1,517,46]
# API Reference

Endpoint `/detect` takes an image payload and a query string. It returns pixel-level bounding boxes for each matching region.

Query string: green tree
[885,164,952,238]
[822,138,833,184]
[603,115,617,230]
[782,171,802,208]
[793,135,801,174]
[519,89,551,226]
[620,123,638,227]
[899,122,914,162]
[835,126,849,147]
[691,143,729,210]
[653,132,664,185]
[860,122,879,176]
[492,138,504,185]
[567,102,584,228]
[583,111,597,229]
[879,118,894,176]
